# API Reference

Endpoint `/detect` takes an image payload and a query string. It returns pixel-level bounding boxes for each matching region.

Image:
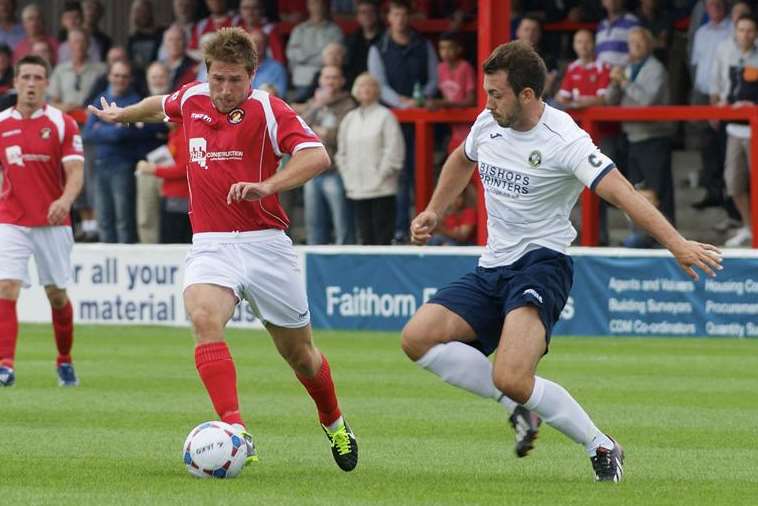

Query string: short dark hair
[482,41,546,97]
[63,0,83,13]
[0,43,11,57]
[388,0,412,12]
[14,54,51,78]
[439,31,463,47]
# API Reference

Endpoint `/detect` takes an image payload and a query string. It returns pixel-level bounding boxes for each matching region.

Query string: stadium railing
[393,105,758,248]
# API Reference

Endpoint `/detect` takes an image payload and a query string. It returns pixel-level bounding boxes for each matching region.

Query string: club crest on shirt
[528,150,542,167]
[39,127,51,139]
[227,108,245,124]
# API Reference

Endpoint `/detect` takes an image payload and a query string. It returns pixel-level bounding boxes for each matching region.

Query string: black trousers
[352,196,396,245]
[159,199,193,244]
[628,137,675,225]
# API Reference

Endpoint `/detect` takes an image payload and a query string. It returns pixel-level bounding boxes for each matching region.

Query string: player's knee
[45,288,68,308]
[493,370,532,404]
[189,307,224,340]
[400,320,429,361]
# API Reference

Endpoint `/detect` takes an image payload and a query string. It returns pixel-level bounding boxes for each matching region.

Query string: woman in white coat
[335,72,405,244]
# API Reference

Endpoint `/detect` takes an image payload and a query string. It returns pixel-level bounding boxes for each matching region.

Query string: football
[182,421,247,479]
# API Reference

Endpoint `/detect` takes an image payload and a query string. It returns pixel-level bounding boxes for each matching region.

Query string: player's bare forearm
[88,95,166,124]
[267,147,330,193]
[426,145,476,217]
[60,159,84,206]
[595,169,687,251]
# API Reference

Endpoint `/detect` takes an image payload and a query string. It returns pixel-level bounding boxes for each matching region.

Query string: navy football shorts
[427,247,573,355]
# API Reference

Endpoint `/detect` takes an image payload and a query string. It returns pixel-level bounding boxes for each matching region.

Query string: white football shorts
[0,224,74,288]
[183,229,309,328]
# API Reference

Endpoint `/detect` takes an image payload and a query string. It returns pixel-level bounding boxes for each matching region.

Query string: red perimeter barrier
[393,105,758,249]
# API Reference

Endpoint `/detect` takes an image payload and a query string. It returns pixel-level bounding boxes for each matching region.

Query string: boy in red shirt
[429,32,476,153]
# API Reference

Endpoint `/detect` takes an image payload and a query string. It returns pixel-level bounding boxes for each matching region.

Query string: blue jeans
[304,171,354,245]
[94,160,137,243]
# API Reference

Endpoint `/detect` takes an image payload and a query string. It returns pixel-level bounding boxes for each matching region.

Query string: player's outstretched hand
[410,210,439,245]
[672,240,723,281]
[87,96,127,124]
[47,197,72,226]
[227,181,274,204]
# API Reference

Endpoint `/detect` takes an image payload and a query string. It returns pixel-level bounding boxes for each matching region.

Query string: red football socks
[195,342,244,427]
[52,301,74,366]
[296,353,342,427]
[0,299,18,368]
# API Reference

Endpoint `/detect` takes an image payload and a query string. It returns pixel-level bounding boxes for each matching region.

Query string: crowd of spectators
[0,0,754,247]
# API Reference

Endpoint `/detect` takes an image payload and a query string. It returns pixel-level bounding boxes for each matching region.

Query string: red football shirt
[558,59,611,100]
[162,82,323,233]
[0,105,84,227]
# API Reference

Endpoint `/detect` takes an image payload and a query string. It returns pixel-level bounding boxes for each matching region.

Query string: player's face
[207,61,252,113]
[14,63,48,109]
[484,71,521,128]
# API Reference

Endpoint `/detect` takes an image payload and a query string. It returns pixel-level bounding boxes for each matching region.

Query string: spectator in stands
[343,0,383,88]
[0,0,23,50]
[84,46,128,105]
[249,29,287,96]
[428,31,475,154]
[0,43,11,94]
[160,24,198,92]
[237,0,285,64]
[56,1,102,64]
[556,28,615,246]
[127,0,161,72]
[157,0,197,61]
[336,72,404,245]
[367,0,438,243]
[721,15,758,247]
[135,61,172,244]
[188,0,237,60]
[556,29,610,109]
[83,61,152,243]
[596,0,640,67]
[13,4,58,64]
[515,16,558,98]
[286,0,343,102]
[296,41,346,104]
[427,186,477,246]
[49,29,106,115]
[301,64,356,244]
[690,0,734,210]
[635,0,673,64]
[30,39,55,66]
[82,0,111,61]
[606,27,676,247]
[136,120,192,244]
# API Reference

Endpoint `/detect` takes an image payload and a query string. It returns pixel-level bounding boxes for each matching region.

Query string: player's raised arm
[410,144,476,245]
[87,95,167,124]
[594,168,723,281]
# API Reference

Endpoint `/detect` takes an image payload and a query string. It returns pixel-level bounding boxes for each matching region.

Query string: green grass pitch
[1,324,757,505]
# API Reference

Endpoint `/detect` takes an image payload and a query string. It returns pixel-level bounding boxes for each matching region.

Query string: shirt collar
[10,104,46,120]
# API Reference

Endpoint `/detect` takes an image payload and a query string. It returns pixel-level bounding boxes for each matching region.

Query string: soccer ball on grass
[182,421,247,478]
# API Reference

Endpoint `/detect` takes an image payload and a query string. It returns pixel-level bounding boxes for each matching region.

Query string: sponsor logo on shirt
[189,137,243,169]
[489,132,503,139]
[191,112,213,124]
[40,127,51,139]
[5,145,23,166]
[478,161,530,196]
[73,134,83,152]
[227,108,244,124]
[1,128,21,138]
